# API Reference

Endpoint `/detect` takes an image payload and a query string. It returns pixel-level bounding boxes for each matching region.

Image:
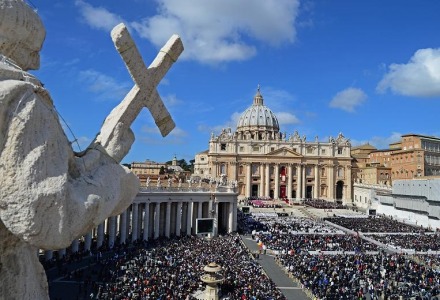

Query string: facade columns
[287,164,293,199]
[265,163,270,197]
[231,162,238,182]
[274,164,279,199]
[143,203,150,241]
[154,203,160,239]
[176,202,182,236]
[246,163,252,198]
[297,163,302,199]
[108,216,116,247]
[328,164,335,200]
[186,202,193,236]
[345,165,352,203]
[165,202,171,238]
[119,211,127,244]
[260,163,265,198]
[131,203,139,242]
[314,164,319,199]
[302,164,306,198]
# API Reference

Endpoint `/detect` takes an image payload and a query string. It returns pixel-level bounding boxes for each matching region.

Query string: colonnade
[43,193,238,260]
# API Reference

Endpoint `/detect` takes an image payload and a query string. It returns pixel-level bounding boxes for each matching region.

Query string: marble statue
[0,1,183,299]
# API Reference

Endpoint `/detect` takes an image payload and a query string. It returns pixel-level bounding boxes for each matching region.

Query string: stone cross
[96,23,183,161]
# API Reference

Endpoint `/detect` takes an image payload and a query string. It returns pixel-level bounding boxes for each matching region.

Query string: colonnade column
[314,164,319,199]
[232,201,237,231]
[58,248,66,258]
[84,232,92,252]
[44,250,53,261]
[176,202,182,236]
[213,202,219,236]
[198,201,203,219]
[228,202,234,233]
[287,164,292,199]
[154,203,160,239]
[328,164,335,200]
[143,203,149,241]
[71,239,79,253]
[131,203,138,242]
[186,202,193,236]
[108,216,116,247]
[165,202,171,238]
[265,163,270,197]
[96,223,104,248]
[119,211,127,244]
[274,164,279,199]
[246,163,252,198]
[297,163,302,199]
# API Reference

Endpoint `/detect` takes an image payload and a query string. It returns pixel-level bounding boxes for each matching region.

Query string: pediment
[267,147,303,157]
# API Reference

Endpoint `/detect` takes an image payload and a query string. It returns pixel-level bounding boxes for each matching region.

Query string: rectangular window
[307,147,313,154]
[252,146,260,152]
[337,147,343,155]
[321,149,326,155]
[239,146,244,152]
[220,143,226,151]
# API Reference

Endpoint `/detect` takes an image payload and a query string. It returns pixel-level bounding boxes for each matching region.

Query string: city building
[131,156,191,186]
[352,134,440,185]
[194,87,353,203]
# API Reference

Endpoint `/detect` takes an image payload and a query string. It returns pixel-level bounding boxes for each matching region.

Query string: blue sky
[30,0,440,164]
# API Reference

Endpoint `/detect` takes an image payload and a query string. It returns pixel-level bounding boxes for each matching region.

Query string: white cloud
[75,1,299,63]
[78,69,131,101]
[377,48,440,97]
[275,112,300,125]
[133,0,299,64]
[329,87,367,112]
[75,0,125,31]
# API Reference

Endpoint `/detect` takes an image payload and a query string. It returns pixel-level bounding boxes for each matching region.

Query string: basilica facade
[194,87,353,203]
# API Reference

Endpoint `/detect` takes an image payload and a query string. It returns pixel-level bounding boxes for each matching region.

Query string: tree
[159,166,166,175]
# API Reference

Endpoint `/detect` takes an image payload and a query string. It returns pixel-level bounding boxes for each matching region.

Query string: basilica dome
[236,87,280,134]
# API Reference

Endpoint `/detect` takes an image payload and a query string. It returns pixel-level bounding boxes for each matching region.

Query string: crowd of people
[368,234,440,252]
[92,234,286,300]
[326,216,430,233]
[44,204,440,300]
[241,212,440,299]
[277,252,440,299]
[303,199,347,209]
